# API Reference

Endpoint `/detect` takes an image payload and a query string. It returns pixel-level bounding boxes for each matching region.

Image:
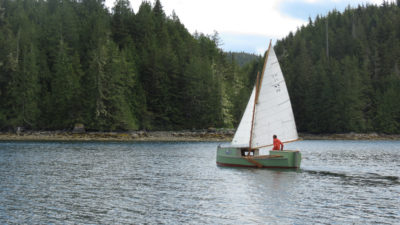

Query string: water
[0,140,399,224]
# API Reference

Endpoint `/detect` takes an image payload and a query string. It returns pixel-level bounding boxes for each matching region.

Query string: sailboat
[216,41,301,168]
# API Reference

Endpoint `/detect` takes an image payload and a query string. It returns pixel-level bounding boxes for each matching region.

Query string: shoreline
[299,132,400,140]
[0,130,234,142]
[1,131,400,142]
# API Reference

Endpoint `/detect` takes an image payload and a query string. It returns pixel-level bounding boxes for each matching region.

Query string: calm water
[0,140,399,224]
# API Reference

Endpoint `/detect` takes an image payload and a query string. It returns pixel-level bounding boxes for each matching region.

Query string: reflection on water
[0,140,399,224]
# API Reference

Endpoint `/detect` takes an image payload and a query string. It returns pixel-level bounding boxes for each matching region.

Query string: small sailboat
[216,41,301,168]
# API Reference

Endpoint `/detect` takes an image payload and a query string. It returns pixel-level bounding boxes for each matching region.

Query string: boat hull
[216,146,301,169]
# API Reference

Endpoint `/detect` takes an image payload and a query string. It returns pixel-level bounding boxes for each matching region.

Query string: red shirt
[273,138,283,150]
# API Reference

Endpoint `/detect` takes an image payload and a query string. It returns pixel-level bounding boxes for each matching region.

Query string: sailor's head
[273,135,277,139]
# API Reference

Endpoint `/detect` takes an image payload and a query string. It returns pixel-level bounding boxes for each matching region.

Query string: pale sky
[105,0,390,54]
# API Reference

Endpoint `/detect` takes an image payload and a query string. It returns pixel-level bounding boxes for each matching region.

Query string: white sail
[251,47,298,148]
[231,87,256,147]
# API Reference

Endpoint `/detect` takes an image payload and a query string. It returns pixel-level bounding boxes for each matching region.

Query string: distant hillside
[275,1,400,134]
[226,52,261,67]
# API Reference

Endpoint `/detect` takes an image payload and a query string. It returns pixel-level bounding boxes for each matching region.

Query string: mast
[251,42,298,148]
[249,40,272,149]
[249,71,260,150]
[255,40,272,104]
[232,40,298,149]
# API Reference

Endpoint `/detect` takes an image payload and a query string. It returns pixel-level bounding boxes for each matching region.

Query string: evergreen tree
[8,44,40,128]
[0,2,14,128]
[0,0,399,134]
[50,40,81,128]
[276,2,400,134]
[111,0,134,49]
[375,84,400,133]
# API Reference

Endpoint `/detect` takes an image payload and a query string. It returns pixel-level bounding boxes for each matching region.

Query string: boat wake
[303,169,399,187]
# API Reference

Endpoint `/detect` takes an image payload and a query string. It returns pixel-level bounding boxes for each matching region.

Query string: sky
[105,0,391,54]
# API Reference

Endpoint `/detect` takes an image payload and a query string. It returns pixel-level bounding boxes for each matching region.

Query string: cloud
[106,0,306,37]
[279,0,390,20]
[105,0,390,53]
[219,32,274,54]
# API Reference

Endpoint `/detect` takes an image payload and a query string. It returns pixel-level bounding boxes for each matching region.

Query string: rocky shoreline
[0,130,235,142]
[1,130,400,142]
[299,132,400,140]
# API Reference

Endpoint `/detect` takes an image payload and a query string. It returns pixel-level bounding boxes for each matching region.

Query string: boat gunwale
[216,162,299,169]
[217,154,287,160]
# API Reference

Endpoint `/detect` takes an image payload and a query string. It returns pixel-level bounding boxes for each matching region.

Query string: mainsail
[231,42,298,148]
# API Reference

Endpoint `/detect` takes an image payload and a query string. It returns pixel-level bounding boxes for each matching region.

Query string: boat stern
[269,150,301,168]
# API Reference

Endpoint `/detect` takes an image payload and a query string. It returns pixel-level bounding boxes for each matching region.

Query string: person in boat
[272,135,284,151]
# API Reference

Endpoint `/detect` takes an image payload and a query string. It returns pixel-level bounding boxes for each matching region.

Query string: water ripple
[0,140,399,224]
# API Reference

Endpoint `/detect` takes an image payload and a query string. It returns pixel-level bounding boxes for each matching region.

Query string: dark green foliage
[275,2,400,133]
[0,0,252,131]
[8,43,40,129]
[1,1,398,134]
[226,52,260,67]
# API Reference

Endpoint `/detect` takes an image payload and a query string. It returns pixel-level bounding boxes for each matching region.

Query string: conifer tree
[8,44,40,128]
[50,40,81,128]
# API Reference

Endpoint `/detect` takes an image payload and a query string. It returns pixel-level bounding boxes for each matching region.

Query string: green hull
[216,146,301,169]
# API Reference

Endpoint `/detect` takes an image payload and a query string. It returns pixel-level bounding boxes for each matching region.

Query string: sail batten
[231,42,298,149]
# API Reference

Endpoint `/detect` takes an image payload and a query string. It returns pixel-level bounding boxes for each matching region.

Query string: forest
[0,0,260,131]
[275,0,400,133]
[0,0,399,134]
